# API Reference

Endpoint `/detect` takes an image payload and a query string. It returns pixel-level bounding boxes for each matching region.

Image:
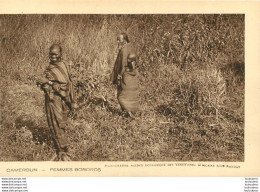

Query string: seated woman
[117,53,140,117]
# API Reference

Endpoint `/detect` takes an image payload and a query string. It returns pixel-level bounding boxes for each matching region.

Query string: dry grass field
[0,14,244,161]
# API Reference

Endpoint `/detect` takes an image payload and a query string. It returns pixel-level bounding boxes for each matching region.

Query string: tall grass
[0,14,244,161]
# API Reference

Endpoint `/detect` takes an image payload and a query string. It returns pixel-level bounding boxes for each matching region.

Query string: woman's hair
[50,44,62,54]
[127,53,136,62]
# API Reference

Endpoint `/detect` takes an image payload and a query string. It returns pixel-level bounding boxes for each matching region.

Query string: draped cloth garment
[117,69,140,112]
[42,61,74,151]
[111,43,140,112]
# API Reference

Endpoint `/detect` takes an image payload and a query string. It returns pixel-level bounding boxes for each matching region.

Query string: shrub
[153,65,226,120]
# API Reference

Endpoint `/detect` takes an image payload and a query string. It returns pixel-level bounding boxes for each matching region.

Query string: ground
[0,71,244,161]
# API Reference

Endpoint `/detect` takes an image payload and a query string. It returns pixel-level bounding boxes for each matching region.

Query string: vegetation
[0,14,244,161]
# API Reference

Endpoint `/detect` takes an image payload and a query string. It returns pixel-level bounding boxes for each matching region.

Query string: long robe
[117,69,140,112]
[41,61,74,151]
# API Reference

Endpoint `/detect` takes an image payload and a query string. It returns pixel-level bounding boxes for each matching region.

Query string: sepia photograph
[0,14,245,162]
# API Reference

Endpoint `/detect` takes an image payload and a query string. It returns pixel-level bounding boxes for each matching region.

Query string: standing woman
[37,44,75,161]
[111,33,140,117]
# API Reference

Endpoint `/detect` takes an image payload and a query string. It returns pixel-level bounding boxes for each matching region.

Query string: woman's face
[49,48,61,63]
[117,35,125,49]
